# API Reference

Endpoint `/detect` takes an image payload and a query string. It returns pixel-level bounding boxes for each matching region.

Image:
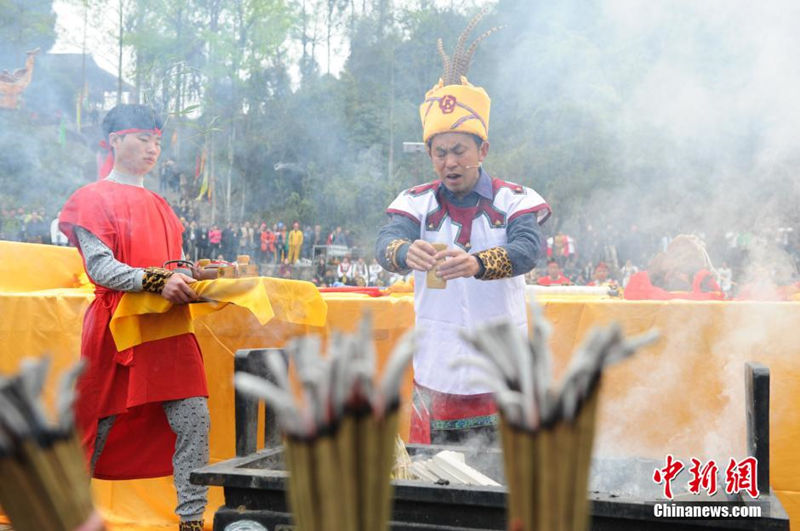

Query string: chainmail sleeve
[75,226,144,292]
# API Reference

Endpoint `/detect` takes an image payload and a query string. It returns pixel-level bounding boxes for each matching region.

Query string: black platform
[192,445,789,531]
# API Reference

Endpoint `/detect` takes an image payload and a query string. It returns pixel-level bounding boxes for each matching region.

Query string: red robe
[537,274,571,286]
[624,270,724,301]
[60,180,208,480]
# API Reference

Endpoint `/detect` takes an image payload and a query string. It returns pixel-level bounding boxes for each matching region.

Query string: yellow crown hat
[420,77,490,143]
[419,7,500,144]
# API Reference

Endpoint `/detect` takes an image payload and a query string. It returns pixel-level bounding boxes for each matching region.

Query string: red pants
[410,380,498,444]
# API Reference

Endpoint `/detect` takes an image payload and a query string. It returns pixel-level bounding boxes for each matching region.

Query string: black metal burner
[192,445,789,531]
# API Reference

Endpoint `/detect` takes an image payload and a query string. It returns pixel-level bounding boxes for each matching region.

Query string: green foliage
[0,0,56,64]
[7,0,786,251]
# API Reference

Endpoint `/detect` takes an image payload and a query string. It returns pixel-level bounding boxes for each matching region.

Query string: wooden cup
[218,265,238,278]
[426,243,448,289]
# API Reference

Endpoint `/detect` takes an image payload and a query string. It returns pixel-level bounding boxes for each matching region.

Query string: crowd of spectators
[4,190,799,297]
[525,226,800,300]
[177,217,386,287]
[0,207,63,245]
[179,220,357,264]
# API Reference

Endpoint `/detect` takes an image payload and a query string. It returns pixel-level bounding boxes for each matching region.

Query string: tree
[0,0,57,66]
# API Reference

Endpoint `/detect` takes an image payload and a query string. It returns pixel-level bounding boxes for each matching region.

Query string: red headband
[98,128,163,180]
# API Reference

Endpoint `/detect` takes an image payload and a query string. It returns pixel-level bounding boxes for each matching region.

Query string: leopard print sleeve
[142,267,174,294]
[473,247,513,280]
[385,239,412,272]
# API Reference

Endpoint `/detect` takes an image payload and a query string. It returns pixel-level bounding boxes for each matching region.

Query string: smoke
[0,111,92,218]
[591,298,798,483]
[486,7,800,479]
[486,0,800,275]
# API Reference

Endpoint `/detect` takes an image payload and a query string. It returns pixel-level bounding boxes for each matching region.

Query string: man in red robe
[537,259,572,286]
[59,104,210,531]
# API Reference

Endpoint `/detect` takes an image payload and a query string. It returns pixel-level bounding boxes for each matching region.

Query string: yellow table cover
[0,240,87,292]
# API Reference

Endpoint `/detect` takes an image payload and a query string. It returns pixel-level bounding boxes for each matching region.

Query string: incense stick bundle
[391,433,413,480]
[234,315,416,531]
[0,358,100,531]
[457,300,658,531]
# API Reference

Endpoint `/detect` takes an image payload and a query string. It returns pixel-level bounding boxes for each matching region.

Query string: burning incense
[234,314,416,531]
[456,300,658,531]
[0,358,100,531]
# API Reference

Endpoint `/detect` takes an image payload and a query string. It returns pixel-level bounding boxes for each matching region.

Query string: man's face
[428,132,489,198]
[595,267,608,281]
[548,262,560,279]
[110,131,161,175]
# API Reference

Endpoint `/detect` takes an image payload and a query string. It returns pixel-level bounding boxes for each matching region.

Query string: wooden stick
[358,412,379,531]
[59,433,95,519]
[553,418,575,531]
[19,438,73,529]
[314,433,342,531]
[336,414,359,531]
[283,439,301,529]
[43,440,88,530]
[534,427,557,531]
[288,438,317,531]
[524,429,538,531]
[283,440,303,530]
[302,439,320,531]
[375,410,400,531]
[499,417,519,528]
[571,387,600,531]
[517,427,534,531]
[0,456,58,531]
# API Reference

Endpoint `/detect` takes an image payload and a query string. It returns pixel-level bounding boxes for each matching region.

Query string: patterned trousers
[91,397,210,521]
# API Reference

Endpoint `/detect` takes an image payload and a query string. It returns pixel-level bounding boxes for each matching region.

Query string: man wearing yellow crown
[376,12,551,445]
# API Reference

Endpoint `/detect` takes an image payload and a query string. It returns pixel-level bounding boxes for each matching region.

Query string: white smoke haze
[466,0,800,477]
[491,1,800,476]
[487,0,800,268]
[577,298,796,498]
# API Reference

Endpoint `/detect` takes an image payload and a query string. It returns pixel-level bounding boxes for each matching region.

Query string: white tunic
[387,178,549,395]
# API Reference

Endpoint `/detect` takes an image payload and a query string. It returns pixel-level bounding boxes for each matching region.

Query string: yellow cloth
[110,277,327,350]
[385,277,414,293]
[419,76,491,142]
